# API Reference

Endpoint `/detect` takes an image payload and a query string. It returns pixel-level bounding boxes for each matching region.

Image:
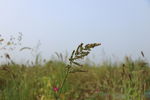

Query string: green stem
[56,66,71,100]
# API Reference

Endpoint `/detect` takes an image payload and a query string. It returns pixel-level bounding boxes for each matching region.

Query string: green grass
[0,58,150,100]
[0,34,149,100]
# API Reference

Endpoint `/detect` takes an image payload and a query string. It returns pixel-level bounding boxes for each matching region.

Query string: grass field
[0,56,150,100]
[0,35,150,100]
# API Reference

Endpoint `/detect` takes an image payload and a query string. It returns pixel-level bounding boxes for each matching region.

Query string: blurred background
[0,0,150,64]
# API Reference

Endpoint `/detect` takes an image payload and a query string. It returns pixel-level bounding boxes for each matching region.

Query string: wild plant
[120,55,148,100]
[55,43,101,100]
[0,33,23,64]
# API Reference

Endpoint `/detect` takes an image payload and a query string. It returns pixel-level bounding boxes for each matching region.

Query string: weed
[56,43,101,100]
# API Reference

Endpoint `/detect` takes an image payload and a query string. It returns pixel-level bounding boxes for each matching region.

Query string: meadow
[0,55,150,100]
[0,34,150,100]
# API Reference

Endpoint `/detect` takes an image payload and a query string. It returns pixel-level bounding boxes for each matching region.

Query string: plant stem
[56,67,71,100]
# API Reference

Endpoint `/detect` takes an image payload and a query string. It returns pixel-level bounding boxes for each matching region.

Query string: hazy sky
[0,0,150,63]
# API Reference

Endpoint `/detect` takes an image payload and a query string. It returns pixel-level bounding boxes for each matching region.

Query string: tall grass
[0,58,150,100]
[0,33,150,100]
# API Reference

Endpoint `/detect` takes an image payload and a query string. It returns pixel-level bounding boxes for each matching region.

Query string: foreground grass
[0,58,150,100]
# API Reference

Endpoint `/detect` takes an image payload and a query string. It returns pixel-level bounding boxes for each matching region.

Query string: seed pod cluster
[68,43,101,73]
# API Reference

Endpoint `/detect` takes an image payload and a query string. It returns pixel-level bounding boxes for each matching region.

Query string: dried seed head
[5,53,11,59]
[122,64,125,67]
[141,51,144,57]
[20,47,32,51]
[85,43,101,49]
[75,43,83,55]
[7,42,11,45]
[0,38,4,42]
[68,43,101,67]
[128,74,132,81]
[72,62,83,66]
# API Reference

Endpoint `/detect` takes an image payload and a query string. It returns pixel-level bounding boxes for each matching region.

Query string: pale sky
[0,0,150,63]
